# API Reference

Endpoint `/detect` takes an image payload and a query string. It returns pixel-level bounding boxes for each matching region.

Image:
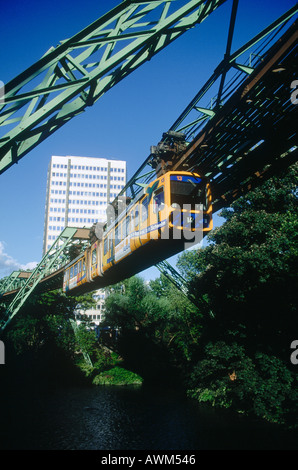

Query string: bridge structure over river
[0,0,297,334]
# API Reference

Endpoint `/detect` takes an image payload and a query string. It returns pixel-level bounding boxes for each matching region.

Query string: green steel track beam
[0,0,227,175]
[169,18,298,198]
[156,259,214,317]
[107,4,297,205]
[0,227,82,334]
[156,259,189,296]
[0,271,25,295]
[168,4,298,138]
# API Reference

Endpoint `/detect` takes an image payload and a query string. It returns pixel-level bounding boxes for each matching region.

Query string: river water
[1,382,297,450]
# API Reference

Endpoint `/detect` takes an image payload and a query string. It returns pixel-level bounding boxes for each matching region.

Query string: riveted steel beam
[0,271,32,296]
[0,227,87,334]
[167,4,298,139]
[0,0,227,175]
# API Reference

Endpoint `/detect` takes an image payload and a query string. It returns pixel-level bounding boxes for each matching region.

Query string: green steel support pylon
[0,227,79,334]
[0,0,227,175]
[168,4,298,139]
[156,259,213,315]
[156,259,189,296]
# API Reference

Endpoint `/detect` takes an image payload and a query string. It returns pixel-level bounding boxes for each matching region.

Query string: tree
[103,274,203,382]
[178,163,298,356]
[149,274,203,364]
[6,289,95,358]
[103,276,172,380]
[177,163,298,425]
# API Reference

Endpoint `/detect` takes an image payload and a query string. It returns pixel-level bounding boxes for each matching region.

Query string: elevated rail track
[0,1,297,334]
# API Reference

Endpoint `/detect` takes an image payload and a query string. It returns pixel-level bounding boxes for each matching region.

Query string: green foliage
[74,292,97,312]
[104,275,172,331]
[93,347,120,372]
[188,341,247,407]
[92,366,143,386]
[4,164,297,427]
[188,341,298,425]
[177,164,298,352]
[75,324,97,357]
[251,352,297,425]
[181,163,298,426]
[104,274,202,367]
[6,290,97,362]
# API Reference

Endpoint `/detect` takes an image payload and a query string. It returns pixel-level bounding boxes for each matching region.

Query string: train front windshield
[170,175,207,210]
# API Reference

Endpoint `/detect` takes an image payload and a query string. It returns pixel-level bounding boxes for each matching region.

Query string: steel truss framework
[0,270,31,294]
[121,4,297,298]
[117,4,297,206]
[0,227,90,333]
[0,2,297,332]
[0,0,227,175]
[171,17,298,212]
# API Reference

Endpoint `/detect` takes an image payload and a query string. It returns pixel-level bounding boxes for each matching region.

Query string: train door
[97,240,103,277]
[114,222,122,263]
[86,247,93,283]
[139,195,150,245]
[63,268,70,292]
[81,254,87,285]
[90,241,103,279]
[151,185,166,240]
[69,264,77,290]
[102,233,112,273]
[110,230,115,266]
[77,259,82,286]
[121,213,131,260]
[131,203,141,251]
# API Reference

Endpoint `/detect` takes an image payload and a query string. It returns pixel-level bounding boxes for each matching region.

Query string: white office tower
[43,155,126,325]
[43,155,126,254]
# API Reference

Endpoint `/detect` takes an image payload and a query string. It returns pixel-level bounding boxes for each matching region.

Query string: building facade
[43,155,126,254]
[75,290,106,326]
[43,155,126,325]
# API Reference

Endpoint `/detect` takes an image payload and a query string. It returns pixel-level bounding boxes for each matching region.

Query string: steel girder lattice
[0,227,89,334]
[0,0,227,175]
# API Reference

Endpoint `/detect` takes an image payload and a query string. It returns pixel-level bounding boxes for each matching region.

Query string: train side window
[82,260,86,273]
[153,187,165,213]
[109,233,113,251]
[70,266,73,278]
[122,215,130,239]
[142,197,148,222]
[78,260,82,273]
[115,224,121,246]
[74,263,78,277]
[92,249,97,265]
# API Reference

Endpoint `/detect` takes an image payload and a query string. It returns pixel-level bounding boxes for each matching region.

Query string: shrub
[187,341,298,426]
[92,366,143,386]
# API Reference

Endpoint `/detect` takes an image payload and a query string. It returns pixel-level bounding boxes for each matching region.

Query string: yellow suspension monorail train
[63,170,212,295]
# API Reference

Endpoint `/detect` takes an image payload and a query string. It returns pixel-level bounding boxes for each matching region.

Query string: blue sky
[0,0,296,280]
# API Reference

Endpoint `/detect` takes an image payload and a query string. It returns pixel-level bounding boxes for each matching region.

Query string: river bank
[0,346,298,451]
[1,378,298,451]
